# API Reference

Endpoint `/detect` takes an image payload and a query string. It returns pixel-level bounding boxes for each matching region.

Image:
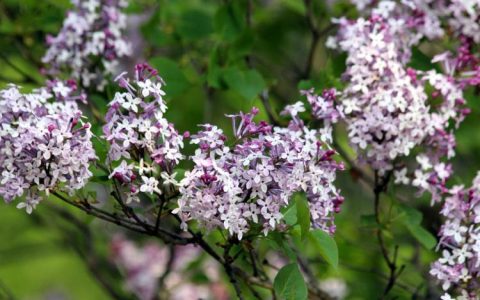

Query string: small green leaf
[397,205,437,249]
[214,3,245,41]
[223,68,266,101]
[273,263,308,300]
[282,203,298,226]
[398,204,422,225]
[280,0,306,15]
[309,229,339,269]
[295,195,311,240]
[268,232,297,261]
[405,224,437,250]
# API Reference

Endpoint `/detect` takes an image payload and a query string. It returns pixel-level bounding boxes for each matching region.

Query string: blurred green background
[0,0,479,299]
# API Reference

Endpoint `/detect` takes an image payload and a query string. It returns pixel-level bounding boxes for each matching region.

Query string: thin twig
[373,171,403,298]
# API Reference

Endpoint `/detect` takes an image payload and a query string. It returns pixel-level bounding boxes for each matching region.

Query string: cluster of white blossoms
[0,81,96,213]
[174,101,344,239]
[103,64,185,204]
[430,173,480,300]
[327,2,468,179]
[42,0,132,90]
[334,1,444,63]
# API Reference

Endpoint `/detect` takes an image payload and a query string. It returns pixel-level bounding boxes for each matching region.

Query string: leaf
[295,195,311,240]
[398,205,437,249]
[268,232,297,261]
[273,263,308,300]
[214,3,245,41]
[177,9,213,41]
[405,224,437,250]
[149,57,189,97]
[280,0,306,15]
[282,203,297,226]
[223,68,266,101]
[309,229,339,269]
[398,204,422,225]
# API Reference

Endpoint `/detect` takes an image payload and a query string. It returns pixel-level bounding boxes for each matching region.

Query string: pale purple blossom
[42,0,132,90]
[430,172,480,299]
[104,64,184,203]
[174,103,344,239]
[0,82,96,213]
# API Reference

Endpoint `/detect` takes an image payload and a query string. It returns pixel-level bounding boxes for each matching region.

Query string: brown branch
[373,171,404,298]
[51,191,190,245]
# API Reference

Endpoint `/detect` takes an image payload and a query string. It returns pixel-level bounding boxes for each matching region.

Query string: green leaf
[295,195,311,240]
[149,57,189,97]
[273,263,308,300]
[268,232,297,261]
[309,229,339,269]
[398,205,436,249]
[282,203,297,226]
[398,204,422,225]
[405,223,437,250]
[214,3,245,41]
[223,68,266,101]
[280,0,306,15]
[177,9,213,41]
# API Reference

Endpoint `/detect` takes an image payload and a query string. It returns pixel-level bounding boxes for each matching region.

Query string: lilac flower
[42,0,132,90]
[104,64,184,203]
[430,173,480,299]
[0,83,96,213]
[326,8,469,188]
[174,104,344,239]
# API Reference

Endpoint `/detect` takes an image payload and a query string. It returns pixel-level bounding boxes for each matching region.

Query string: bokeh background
[0,0,479,299]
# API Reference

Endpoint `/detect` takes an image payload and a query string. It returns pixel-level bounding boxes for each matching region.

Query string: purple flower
[0,83,96,213]
[174,106,343,239]
[42,0,131,90]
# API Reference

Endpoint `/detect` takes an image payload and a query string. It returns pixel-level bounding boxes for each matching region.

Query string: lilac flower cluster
[103,64,184,204]
[332,1,444,63]
[174,103,344,239]
[42,0,131,90]
[430,173,480,300]
[327,6,468,180]
[0,82,96,213]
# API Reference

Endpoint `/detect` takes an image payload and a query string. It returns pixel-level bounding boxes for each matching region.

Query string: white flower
[140,176,161,195]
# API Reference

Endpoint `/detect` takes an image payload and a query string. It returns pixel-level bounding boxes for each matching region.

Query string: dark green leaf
[309,229,339,269]
[282,203,298,226]
[295,195,311,240]
[405,223,437,250]
[214,3,245,41]
[273,263,308,300]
